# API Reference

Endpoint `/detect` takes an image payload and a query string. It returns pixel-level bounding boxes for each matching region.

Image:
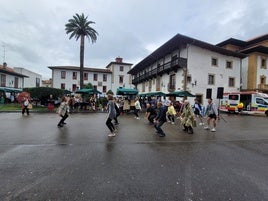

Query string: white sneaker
[171,122,175,125]
[199,123,203,126]
[211,128,216,132]
[204,126,209,130]
[136,117,140,119]
[108,133,116,137]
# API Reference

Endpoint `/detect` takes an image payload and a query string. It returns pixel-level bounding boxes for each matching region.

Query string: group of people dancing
[141,96,219,136]
[56,94,219,137]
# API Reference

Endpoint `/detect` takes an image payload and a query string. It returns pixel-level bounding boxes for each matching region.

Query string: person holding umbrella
[22,95,30,116]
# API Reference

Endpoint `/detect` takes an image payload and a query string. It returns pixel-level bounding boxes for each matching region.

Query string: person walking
[193,98,204,126]
[106,94,116,137]
[144,103,157,124]
[113,97,120,125]
[154,101,168,137]
[204,98,218,132]
[181,100,196,134]
[57,96,69,127]
[134,97,141,119]
[22,96,30,115]
[166,102,176,124]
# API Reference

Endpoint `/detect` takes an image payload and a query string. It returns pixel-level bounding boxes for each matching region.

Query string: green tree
[65,13,98,89]
[106,89,114,95]
[84,82,93,89]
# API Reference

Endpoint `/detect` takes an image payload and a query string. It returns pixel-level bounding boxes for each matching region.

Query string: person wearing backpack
[204,98,218,132]
[193,98,204,126]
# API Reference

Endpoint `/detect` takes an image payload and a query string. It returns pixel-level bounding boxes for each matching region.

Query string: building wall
[52,69,112,94]
[256,55,268,87]
[135,45,242,105]
[1,74,24,88]
[109,63,133,93]
[187,45,241,99]
[14,67,42,88]
[241,57,249,90]
[247,54,258,90]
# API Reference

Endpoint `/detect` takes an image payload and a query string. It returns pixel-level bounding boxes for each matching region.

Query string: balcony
[132,57,187,85]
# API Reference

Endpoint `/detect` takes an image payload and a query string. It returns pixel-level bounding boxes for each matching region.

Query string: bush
[23,87,64,105]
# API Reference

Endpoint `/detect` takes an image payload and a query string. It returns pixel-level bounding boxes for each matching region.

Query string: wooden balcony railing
[132,57,187,85]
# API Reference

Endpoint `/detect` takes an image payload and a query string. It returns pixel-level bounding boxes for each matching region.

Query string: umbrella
[63,89,72,95]
[116,87,138,95]
[0,87,22,93]
[144,91,166,97]
[166,90,195,97]
[75,88,102,95]
[17,92,31,103]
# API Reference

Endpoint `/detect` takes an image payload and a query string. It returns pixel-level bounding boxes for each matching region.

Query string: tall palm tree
[65,13,98,89]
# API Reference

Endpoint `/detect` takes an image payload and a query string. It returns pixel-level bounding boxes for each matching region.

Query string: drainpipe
[240,58,242,92]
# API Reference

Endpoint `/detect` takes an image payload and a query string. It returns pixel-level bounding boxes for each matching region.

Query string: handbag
[28,103,33,109]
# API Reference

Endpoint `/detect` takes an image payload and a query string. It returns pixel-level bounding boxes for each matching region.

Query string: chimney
[3,62,7,69]
[115,57,123,63]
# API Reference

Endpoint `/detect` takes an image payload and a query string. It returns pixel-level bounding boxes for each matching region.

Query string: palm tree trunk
[80,35,85,89]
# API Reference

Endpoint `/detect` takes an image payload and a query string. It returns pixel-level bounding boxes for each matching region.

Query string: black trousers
[134,109,140,117]
[148,114,157,123]
[22,106,29,115]
[58,113,68,126]
[106,117,115,133]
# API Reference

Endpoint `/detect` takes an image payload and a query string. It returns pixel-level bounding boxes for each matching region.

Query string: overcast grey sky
[1,0,268,79]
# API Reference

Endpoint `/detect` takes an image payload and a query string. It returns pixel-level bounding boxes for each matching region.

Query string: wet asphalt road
[0,112,268,201]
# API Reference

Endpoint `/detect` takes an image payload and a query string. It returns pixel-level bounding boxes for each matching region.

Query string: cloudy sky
[1,0,268,79]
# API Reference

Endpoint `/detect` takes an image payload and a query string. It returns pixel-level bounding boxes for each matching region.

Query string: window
[36,78,40,87]
[93,85,97,90]
[256,98,268,106]
[72,84,77,92]
[119,75,124,84]
[103,74,107,82]
[61,71,66,79]
[14,77,18,88]
[229,95,239,100]
[103,86,107,93]
[84,73,88,80]
[142,82,145,92]
[169,74,176,90]
[94,74,98,81]
[149,80,152,92]
[228,77,235,87]
[261,58,267,69]
[156,77,161,91]
[226,61,233,69]
[186,75,192,83]
[60,83,65,89]
[260,76,266,84]
[208,74,215,85]
[120,66,124,71]
[72,72,77,80]
[211,57,218,66]
[0,74,6,87]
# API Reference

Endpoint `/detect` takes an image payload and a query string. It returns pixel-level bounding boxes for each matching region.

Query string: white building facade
[49,57,133,95]
[106,57,133,93]
[0,63,27,89]
[14,67,42,88]
[128,34,246,104]
[49,66,112,94]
